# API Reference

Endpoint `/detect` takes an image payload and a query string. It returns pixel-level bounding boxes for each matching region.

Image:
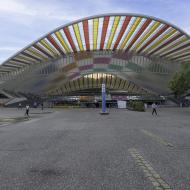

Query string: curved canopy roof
[0,13,190,74]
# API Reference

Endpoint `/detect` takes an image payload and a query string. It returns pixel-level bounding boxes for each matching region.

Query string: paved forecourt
[0,107,190,189]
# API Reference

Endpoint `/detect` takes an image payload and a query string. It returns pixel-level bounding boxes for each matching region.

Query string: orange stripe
[63,27,77,52]
[100,16,110,50]
[137,25,169,53]
[83,20,90,51]
[47,35,64,55]
[113,16,131,50]
[125,19,152,51]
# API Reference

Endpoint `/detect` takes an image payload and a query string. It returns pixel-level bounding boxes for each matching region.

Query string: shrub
[129,101,145,112]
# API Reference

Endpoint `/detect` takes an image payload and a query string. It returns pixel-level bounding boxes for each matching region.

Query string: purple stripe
[79,64,93,71]
[68,72,80,80]
[94,57,111,64]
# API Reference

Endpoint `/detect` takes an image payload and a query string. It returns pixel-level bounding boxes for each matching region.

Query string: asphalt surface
[0,107,190,190]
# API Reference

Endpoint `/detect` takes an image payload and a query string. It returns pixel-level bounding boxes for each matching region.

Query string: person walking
[25,105,30,117]
[152,102,157,116]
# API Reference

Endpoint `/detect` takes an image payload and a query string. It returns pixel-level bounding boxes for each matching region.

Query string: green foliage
[169,63,190,98]
[129,101,145,112]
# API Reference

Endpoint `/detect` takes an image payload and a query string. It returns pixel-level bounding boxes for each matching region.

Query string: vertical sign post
[100,83,109,115]
[102,83,106,113]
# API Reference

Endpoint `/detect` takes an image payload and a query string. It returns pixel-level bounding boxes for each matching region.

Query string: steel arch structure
[0,13,190,95]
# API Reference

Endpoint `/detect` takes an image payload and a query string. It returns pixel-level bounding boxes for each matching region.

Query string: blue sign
[102,83,106,113]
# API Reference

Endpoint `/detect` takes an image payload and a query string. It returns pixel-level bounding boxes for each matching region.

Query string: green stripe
[126,61,142,71]
[108,64,123,70]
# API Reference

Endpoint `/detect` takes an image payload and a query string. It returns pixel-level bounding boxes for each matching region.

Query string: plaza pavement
[0,107,190,190]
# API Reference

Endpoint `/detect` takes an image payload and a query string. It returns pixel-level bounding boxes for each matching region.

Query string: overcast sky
[0,0,190,64]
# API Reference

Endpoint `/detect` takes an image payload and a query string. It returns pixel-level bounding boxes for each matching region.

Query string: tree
[169,63,190,98]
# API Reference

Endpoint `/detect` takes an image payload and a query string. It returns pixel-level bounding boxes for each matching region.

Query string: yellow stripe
[27,48,48,60]
[145,28,176,53]
[93,18,99,50]
[159,37,188,56]
[133,21,161,51]
[9,60,26,66]
[40,39,58,56]
[106,16,121,49]
[55,31,70,53]
[119,17,142,50]
[73,24,84,51]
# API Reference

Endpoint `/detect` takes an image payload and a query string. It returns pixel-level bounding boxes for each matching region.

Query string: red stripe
[100,16,110,50]
[148,33,183,55]
[47,35,64,55]
[125,19,152,52]
[83,20,90,51]
[137,25,169,53]
[113,16,131,50]
[79,64,93,71]
[64,27,77,52]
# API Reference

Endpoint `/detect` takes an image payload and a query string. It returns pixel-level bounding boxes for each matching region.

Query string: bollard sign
[102,83,106,93]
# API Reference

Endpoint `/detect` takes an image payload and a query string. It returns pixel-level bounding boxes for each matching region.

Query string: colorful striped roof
[1,13,190,74]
